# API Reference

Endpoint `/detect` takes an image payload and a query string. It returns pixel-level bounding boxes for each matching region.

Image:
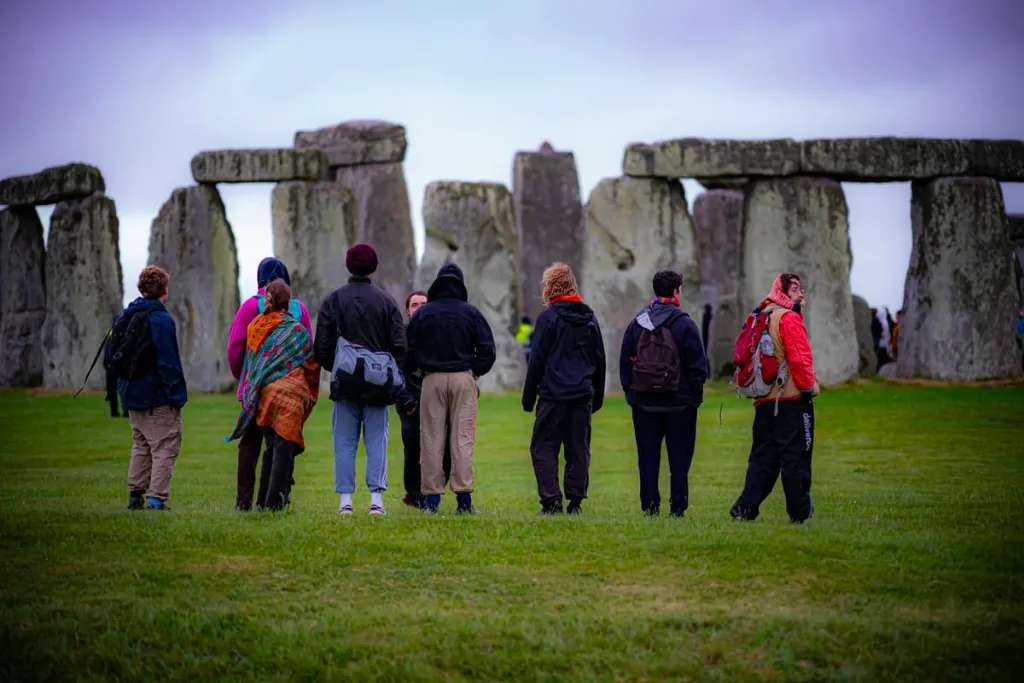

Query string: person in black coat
[620,270,708,516]
[522,263,605,514]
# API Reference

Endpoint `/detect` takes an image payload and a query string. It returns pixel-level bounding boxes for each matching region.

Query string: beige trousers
[127,405,182,501]
[419,371,477,495]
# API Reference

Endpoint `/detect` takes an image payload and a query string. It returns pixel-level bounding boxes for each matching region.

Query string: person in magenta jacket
[226,257,313,510]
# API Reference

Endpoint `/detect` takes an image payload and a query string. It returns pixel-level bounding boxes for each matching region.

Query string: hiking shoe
[455,505,478,516]
[401,494,421,509]
[566,499,583,515]
[128,491,144,510]
[669,508,686,518]
[369,504,386,516]
[643,506,660,517]
[541,501,564,515]
[421,505,439,515]
[337,503,354,516]
[730,503,756,521]
[145,496,167,510]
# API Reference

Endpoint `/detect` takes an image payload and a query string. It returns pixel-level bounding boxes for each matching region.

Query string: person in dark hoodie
[522,262,605,514]
[118,266,188,511]
[226,257,313,511]
[406,263,496,514]
[315,243,406,516]
[619,270,708,517]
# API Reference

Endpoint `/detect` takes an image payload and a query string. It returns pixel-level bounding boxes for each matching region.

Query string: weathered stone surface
[583,177,700,391]
[800,138,969,180]
[148,185,240,392]
[697,177,750,191]
[740,177,858,385]
[897,177,1019,380]
[334,163,416,305]
[0,163,104,206]
[419,181,523,392]
[965,139,1024,181]
[1009,214,1024,307]
[41,194,123,389]
[692,190,744,376]
[1008,213,1024,243]
[512,142,584,319]
[0,207,46,386]
[624,138,800,179]
[190,149,327,183]
[271,181,355,313]
[851,294,876,376]
[294,120,407,167]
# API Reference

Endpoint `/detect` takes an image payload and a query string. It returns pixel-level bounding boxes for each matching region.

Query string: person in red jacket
[730,272,818,523]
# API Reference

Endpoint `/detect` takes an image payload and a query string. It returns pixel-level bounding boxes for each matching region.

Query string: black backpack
[106,309,156,380]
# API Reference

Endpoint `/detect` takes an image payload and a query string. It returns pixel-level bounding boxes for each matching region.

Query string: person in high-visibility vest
[516,316,534,363]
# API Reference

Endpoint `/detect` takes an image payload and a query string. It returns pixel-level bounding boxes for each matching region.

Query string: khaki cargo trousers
[419,371,477,495]
[127,405,182,501]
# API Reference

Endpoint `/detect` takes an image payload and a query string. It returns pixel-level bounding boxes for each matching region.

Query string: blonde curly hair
[541,262,578,303]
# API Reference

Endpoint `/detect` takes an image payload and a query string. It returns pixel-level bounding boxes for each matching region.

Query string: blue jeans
[332,400,389,494]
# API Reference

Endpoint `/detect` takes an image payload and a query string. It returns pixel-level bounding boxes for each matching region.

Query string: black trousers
[257,427,300,511]
[236,422,265,510]
[631,405,698,513]
[399,410,450,500]
[732,399,815,521]
[530,399,592,507]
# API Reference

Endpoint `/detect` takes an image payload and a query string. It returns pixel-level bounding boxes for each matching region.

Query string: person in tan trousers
[405,264,496,514]
[112,266,188,510]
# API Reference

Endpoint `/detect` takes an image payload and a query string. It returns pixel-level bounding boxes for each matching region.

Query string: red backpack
[732,305,788,399]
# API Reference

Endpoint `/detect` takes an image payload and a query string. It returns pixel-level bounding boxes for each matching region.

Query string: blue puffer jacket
[117,297,188,411]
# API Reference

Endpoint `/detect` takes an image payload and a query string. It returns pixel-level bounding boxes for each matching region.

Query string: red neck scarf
[550,294,583,304]
[652,296,680,307]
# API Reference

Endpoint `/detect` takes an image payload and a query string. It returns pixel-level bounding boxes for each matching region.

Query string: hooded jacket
[406,263,496,376]
[314,275,406,374]
[619,301,707,411]
[117,297,188,411]
[522,300,606,412]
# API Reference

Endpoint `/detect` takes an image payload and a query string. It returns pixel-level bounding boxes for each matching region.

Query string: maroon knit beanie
[346,243,378,276]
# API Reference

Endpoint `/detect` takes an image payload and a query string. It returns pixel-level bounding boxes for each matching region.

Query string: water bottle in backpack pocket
[329,336,405,406]
[732,306,788,399]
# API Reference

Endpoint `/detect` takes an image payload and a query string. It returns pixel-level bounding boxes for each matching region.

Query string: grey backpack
[329,336,405,406]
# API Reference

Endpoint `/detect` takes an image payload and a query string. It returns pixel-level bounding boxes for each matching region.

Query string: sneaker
[566,499,582,515]
[128,491,144,510]
[401,494,421,509]
[541,503,564,515]
[455,505,478,516]
[669,508,686,518]
[421,504,439,515]
[369,504,386,516]
[145,496,167,510]
[643,506,660,517]
[337,503,354,516]
[730,503,756,521]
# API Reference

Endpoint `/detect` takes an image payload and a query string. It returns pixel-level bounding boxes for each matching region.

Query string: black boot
[127,491,144,510]
[566,498,583,515]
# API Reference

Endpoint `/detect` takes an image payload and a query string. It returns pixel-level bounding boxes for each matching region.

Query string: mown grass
[1,380,1022,681]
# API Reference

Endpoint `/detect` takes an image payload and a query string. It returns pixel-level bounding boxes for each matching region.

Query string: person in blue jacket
[117,266,188,511]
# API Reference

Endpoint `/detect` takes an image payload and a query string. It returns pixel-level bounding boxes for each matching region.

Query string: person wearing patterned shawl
[227,279,320,511]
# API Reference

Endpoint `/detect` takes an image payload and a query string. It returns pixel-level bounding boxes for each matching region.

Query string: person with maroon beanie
[730,272,819,523]
[315,243,406,516]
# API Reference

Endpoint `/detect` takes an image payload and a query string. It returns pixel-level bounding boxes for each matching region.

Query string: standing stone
[897,178,1019,380]
[148,185,240,392]
[692,189,744,376]
[851,294,876,376]
[294,120,407,167]
[271,181,356,313]
[1008,214,1024,308]
[740,177,858,385]
[41,194,123,389]
[512,142,584,320]
[420,181,523,392]
[0,163,105,206]
[334,163,416,305]
[0,207,46,386]
[583,177,700,391]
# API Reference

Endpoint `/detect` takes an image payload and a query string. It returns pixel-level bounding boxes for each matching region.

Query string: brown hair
[541,262,578,302]
[137,266,170,299]
[405,289,427,311]
[779,272,802,294]
[264,278,292,313]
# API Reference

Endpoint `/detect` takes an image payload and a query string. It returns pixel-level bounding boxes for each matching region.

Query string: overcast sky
[2,0,1022,311]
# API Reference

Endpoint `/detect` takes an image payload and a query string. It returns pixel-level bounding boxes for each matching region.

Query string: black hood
[551,300,595,327]
[257,257,291,288]
[427,263,468,302]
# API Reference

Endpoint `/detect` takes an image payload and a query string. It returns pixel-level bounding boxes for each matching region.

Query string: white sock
[370,492,383,508]
[340,493,352,508]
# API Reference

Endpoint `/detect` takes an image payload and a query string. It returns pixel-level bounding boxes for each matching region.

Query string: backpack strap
[257,293,302,321]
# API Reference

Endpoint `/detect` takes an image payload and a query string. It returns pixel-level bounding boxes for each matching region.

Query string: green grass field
[1,380,1022,681]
